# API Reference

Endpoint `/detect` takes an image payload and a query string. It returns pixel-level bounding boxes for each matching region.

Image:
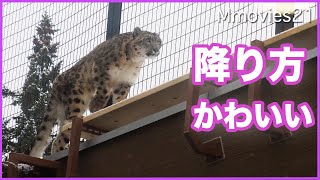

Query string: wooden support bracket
[265,128,293,143]
[184,70,225,163]
[248,40,292,144]
[6,117,84,177]
[7,152,64,177]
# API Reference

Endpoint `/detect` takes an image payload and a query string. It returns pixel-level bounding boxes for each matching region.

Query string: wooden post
[7,154,19,177]
[66,117,83,177]
[248,40,264,104]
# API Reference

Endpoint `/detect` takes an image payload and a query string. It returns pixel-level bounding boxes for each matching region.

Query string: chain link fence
[2,2,317,156]
[3,3,108,134]
[120,2,317,95]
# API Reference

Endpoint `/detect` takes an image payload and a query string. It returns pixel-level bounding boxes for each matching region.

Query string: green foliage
[2,12,61,158]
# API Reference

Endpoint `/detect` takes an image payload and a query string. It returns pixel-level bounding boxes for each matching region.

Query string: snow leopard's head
[131,27,162,58]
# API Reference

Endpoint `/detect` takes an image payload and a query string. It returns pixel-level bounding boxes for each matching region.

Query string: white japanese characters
[192,43,307,86]
[191,43,314,132]
[191,99,315,132]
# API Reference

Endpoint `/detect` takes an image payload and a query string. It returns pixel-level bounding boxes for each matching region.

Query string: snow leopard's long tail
[29,100,57,158]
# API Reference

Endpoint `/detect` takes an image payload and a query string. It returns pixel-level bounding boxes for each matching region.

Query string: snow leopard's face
[131,27,162,58]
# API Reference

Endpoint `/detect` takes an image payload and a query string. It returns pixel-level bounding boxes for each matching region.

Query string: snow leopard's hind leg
[29,98,58,158]
[51,88,88,154]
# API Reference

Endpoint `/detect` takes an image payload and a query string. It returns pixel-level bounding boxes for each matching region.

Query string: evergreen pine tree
[2,12,61,157]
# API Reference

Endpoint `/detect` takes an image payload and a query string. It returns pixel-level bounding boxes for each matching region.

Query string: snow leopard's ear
[133,27,142,38]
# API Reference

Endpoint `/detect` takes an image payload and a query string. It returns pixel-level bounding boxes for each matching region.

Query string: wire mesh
[120,2,317,96]
[2,3,108,154]
[2,2,318,155]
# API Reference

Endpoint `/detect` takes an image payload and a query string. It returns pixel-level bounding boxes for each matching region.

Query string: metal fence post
[106,3,122,39]
[275,14,294,34]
